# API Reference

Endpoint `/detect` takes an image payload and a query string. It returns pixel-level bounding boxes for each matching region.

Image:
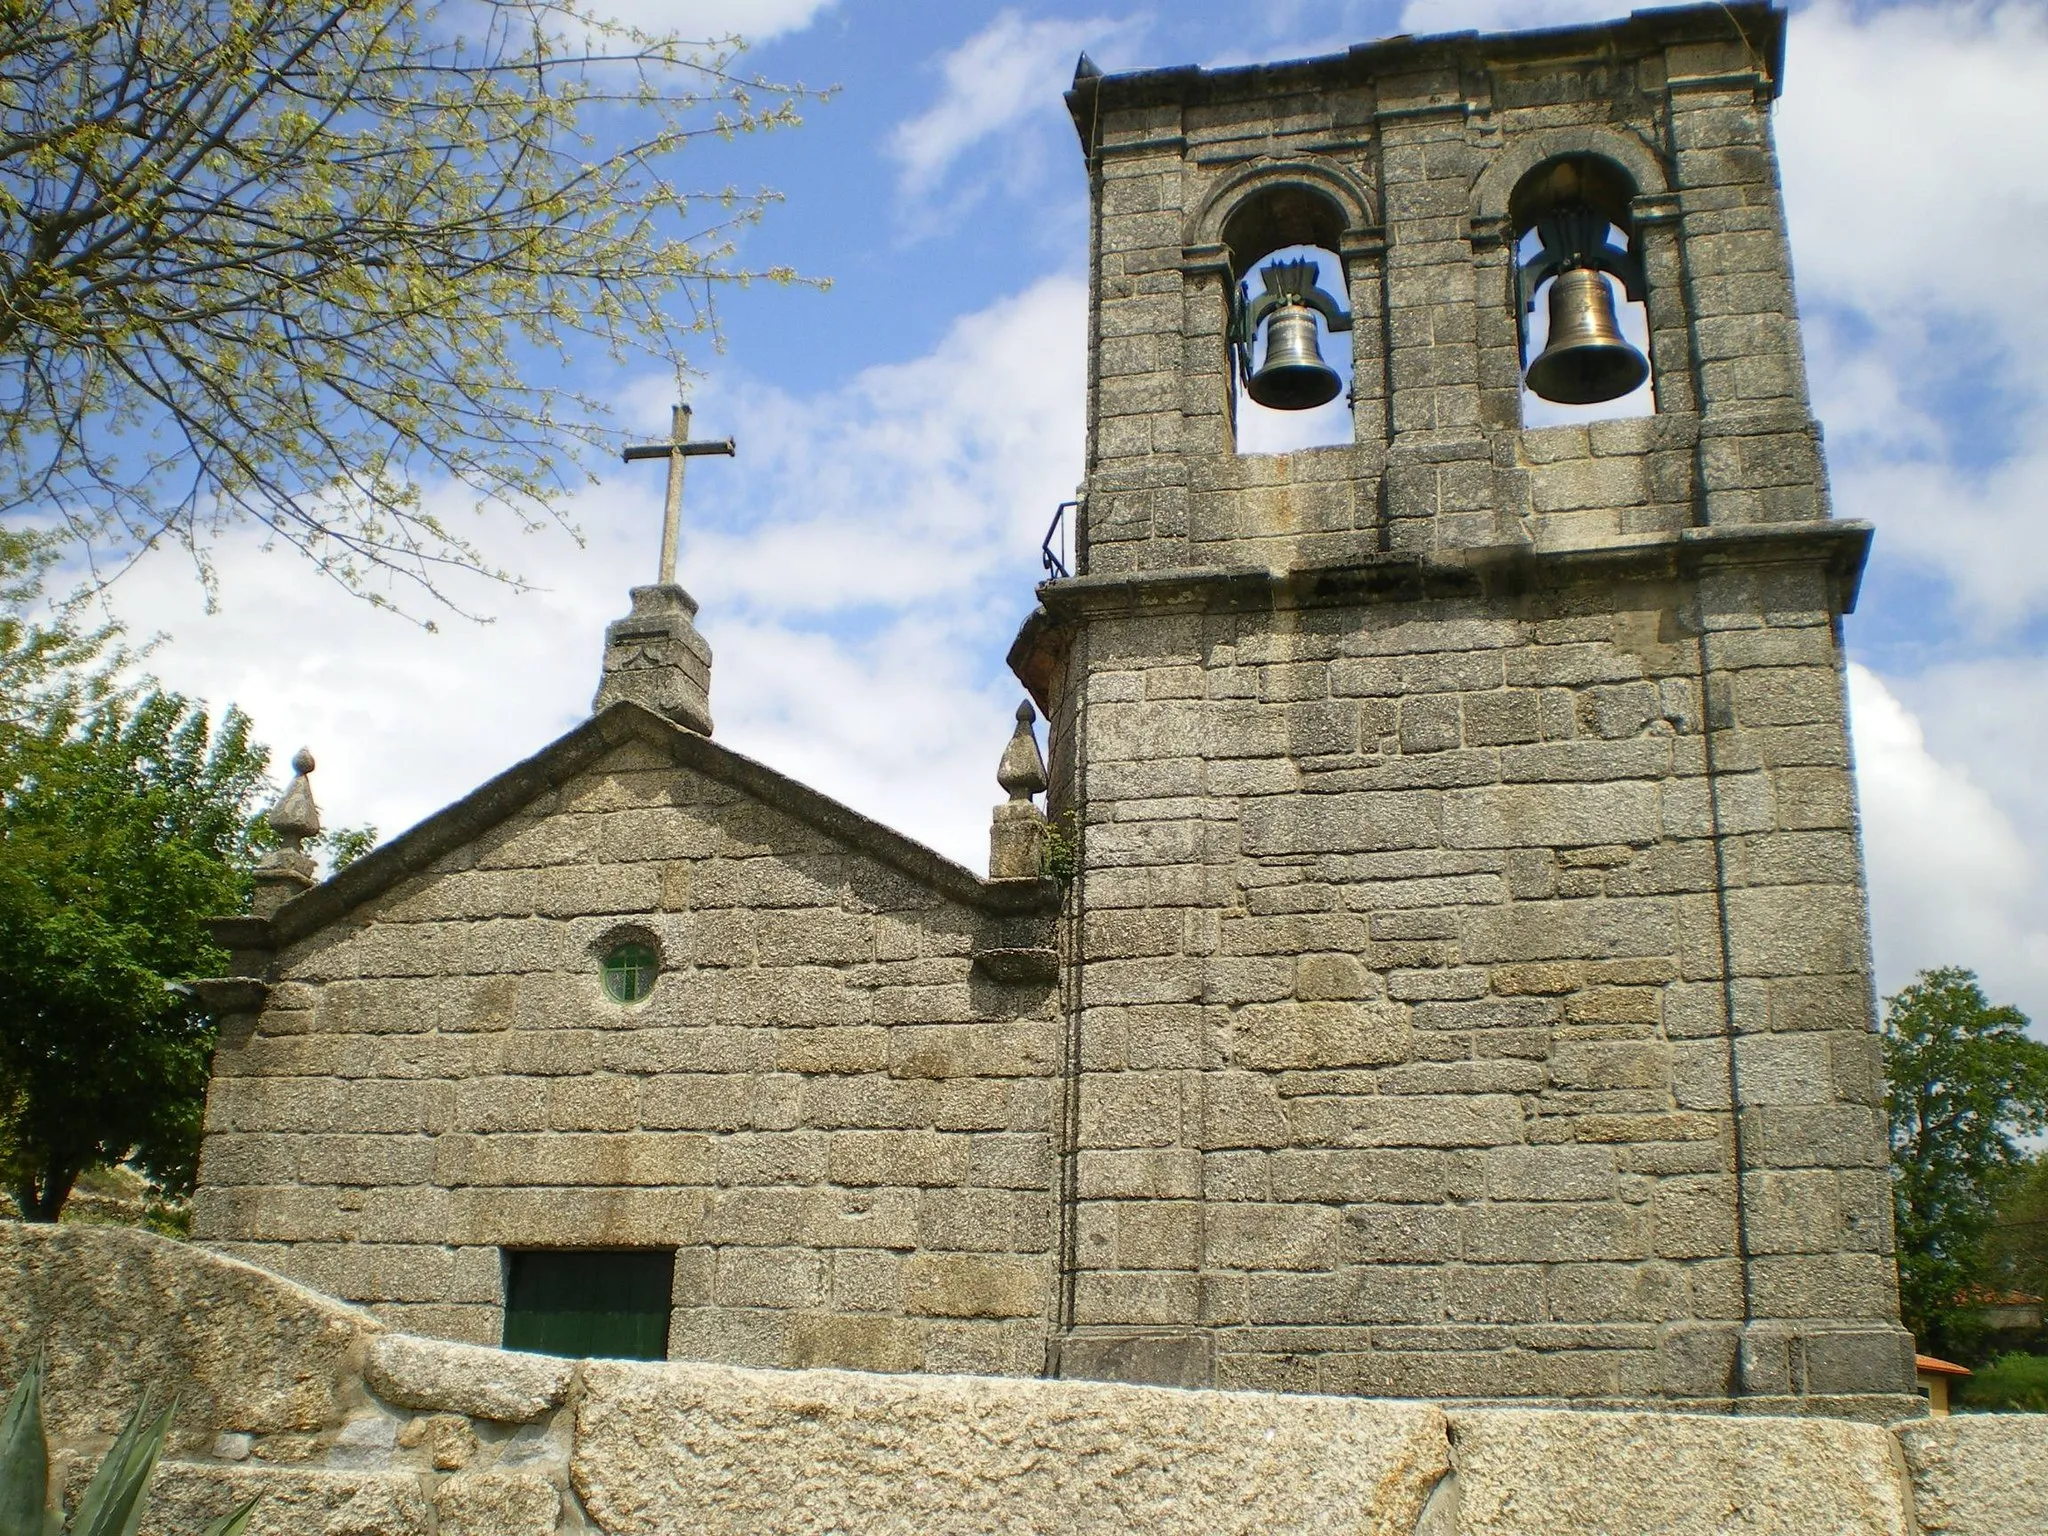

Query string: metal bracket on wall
[1043,500,1076,581]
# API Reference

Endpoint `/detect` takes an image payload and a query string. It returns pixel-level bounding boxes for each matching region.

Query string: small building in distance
[1915,1354,1970,1417]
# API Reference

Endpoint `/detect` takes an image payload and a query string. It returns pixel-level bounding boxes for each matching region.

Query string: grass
[1955,1352,2048,1412]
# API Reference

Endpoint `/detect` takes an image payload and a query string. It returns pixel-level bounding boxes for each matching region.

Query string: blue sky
[93,0,2048,1026]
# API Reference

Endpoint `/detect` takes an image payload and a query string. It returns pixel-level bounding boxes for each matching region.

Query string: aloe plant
[0,1358,256,1536]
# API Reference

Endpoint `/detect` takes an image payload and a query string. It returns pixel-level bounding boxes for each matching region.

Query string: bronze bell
[1247,303,1343,411]
[1524,266,1649,405]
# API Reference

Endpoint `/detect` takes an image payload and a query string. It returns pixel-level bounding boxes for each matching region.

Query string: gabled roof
[230,701,1056,951]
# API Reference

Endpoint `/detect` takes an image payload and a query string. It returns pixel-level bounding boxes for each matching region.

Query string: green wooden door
[502,1249,674,1360]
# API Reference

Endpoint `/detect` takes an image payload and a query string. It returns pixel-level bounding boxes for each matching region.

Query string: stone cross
[622,403,736,585]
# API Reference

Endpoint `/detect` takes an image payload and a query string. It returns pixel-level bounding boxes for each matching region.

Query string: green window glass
[502,1249,673,1360]
[601,940,658,1003]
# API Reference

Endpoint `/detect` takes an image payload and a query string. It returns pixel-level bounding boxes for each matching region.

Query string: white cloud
[1396,0,1624,36]
[1828,438,2048,632]
[1848,663,2048,1021]
[685,275,1088,854]
[98,277,1086,876]
[889,11,1138,199]
[1780,1,2048,629]
[590,0,838,44]
[1781,3,2048,346]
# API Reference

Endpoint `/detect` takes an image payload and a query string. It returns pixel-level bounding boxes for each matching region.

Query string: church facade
[194,2,1919,1417]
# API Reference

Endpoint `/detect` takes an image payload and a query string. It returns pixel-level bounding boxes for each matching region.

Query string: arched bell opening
[1510,155,1655,427]
[1233,244,1354,454]
[1216,183,1356,456]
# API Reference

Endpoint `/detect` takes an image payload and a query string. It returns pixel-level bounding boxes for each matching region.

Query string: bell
[1246,303,1342,411]
[1524,266,1649,405]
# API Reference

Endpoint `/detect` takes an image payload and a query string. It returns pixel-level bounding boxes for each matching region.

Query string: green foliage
[1,0,823,615]
[0,532,119,752]
[1885,967,2048,1358]
[313,823,379,876]
[0,1356,258,1535]
[0,1354,49,1536]
[1989,1153,2048,1307]
[1954,1351,2048,1413]
[1040,809,1080,885]
[0,685,270,1221]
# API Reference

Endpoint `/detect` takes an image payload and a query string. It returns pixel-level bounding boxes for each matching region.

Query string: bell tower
[1011,3,1917,1416]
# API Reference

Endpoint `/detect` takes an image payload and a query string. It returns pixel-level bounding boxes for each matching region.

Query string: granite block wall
[1038,552,1903,1407]
[1022,2,1911,1411]
[1073,4,1822,580]
[30,1225,2041,1536]
[195,726,1064,1379]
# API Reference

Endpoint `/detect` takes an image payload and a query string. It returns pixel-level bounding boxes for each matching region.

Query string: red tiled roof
[1915,1354,1973,1377]
[1955,1287,2044,1306]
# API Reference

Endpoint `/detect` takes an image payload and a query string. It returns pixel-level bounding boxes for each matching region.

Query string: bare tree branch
[0,0,825,614]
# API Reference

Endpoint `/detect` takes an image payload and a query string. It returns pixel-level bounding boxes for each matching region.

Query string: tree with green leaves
[0,688,271,1220]
[0,540,370,1225]
[1986,1152,2048,1311]
[1885,966,2048,1357]
[2,0,817,615]
[0,531,116,748]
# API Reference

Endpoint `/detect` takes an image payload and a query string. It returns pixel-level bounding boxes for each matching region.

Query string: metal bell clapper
[1517,205,1651,406]
[1235,258,1352,411]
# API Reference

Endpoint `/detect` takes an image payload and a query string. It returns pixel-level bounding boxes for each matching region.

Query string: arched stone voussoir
[1471,125,1670,224]
[1184,156,1380,272]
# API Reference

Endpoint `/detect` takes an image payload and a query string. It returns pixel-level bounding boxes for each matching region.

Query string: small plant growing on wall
[1040,809,1082,886]
[0,1356,257,1535]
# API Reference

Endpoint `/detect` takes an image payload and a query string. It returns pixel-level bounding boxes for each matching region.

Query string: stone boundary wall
[1,1224,2039,1535]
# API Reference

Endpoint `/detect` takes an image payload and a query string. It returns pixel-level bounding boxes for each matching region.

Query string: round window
[601,940,658,1004]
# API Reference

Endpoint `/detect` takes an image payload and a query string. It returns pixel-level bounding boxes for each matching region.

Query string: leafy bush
[0,1356,256,1534]
[1955,1351,2048,1412]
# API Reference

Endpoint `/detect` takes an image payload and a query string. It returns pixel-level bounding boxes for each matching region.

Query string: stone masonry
[196,707,1063,1376]
[194,2,1915,1418]
[1006,1,1913,1411]
[21,1225,2044,1536]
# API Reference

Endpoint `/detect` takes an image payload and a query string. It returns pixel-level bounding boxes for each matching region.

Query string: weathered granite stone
[397,1411,480,1469]
[1013,0,1909,1411]
[1896,1413,2048,1536]
[433,1471,563,1536]
[571,1357,1449,1535]
[1445,1409,1913,1536]
[593,583,714,735]
[367,1335,572,1424]
[2,1227,2039,1536]
[193,705,1060,1375]
[138,1465,432,1536]
[0,1224,377,1447]
[990,700,1051,879]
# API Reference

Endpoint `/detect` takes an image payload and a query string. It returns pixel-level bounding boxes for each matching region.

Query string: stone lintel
[1027,521,1872,625]
[1009,521,1872,711]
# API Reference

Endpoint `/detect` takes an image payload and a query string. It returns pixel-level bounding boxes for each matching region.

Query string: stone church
[193,2,1918,1418]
